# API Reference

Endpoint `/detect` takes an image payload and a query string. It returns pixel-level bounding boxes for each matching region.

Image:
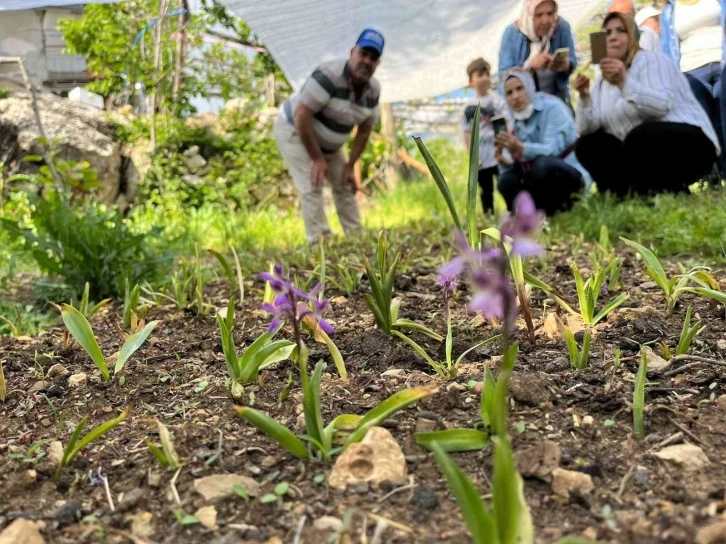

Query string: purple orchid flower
[500,192,545,257]
[260,265,333,335]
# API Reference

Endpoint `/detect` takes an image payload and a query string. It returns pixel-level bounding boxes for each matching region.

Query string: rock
[193,474,261,501]
[148,472,162,488]
[313,516,343,533]
[28,381,47,394]
[640,281,658,289]
[194,506,218,530]
[654,443,710,471]
[411,486,439,510]
[0,93,130,204]
[68,373,87,389]
[47,441,64,467]
[415,417,437,433]
[717,394,726,411]
[582,415,594,428]
[717,339,726,351]
[509,373,553,406]
[696,522,726,544]
[446,382,467,392]
[517,441,561,481]
[24,469,37,484]
[381,369,406,378]
[55,500,82,528]
[0,518,45,544]
[130,512,155,538]
[545,357,570,373]
[551,468,594,499]
[47,364,69,378]
[641,346,669,372]
[118,488,145,512]
[633,466,650,490]
[329,426,407,490]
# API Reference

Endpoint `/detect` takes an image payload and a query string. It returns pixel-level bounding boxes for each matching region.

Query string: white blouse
[576,50,720,153]
[674,0,722,72]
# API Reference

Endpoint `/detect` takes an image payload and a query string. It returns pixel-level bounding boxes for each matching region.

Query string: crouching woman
[575,12,720,196]
[495,68,587,215]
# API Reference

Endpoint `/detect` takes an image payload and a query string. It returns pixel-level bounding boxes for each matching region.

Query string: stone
[55,501,82,528]
[381,369,406,378]
[509,373,553,406]
[551,468,594,499]
[118,488,145,512]
[193,474,261,501]
[130,512,155,539]
[28,381,47,394]
[47,364,69,378]
[582,415,594,428]
[148,472,162,488]
[68,373,87,389]
[313,516,343,533]
[194,506,218,530]
[696,522,726,544]
[0,518,45,544]
[633,466,650,490]
[717,394,726,411]
[641,346,669,372]
[329,426,407,490]
[654,443,710,471]
[640,281,658,289]
[415,417,437,433]
[47,441,64,467]
[545,357,570,373]
[24,469,37,484]
[517,441,561,481]
[717,339,726,351]
[411,486,439,510]
[185,153,207,173]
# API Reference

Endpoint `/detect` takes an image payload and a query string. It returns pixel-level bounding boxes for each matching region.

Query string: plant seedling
[146,419,180,470]
[61,305,158,382]
[55,406,130,480]
[208,245,245,304]
[676,306,706,356]
[123,279,149,331]
[260,481,290,504]
[632,350,648,438]
[560,322,591,370]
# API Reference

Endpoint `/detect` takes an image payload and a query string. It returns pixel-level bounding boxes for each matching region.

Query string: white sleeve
[621,53,675,119]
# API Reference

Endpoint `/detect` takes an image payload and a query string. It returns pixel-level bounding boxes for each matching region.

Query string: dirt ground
[1,242,726,544]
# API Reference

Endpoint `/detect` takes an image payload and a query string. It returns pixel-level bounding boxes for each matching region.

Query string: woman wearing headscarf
[574,12,720,196]
[494,68,586,215]
[661,0,726,178]
[498,0,577,104]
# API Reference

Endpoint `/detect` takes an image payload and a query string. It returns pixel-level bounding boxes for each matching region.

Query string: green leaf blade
[61,304,109,381]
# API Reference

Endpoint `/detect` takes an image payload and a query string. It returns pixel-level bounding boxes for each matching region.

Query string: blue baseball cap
[356,28,385,56]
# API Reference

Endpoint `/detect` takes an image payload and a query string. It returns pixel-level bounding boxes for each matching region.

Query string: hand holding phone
[491,115,507,136]
[590,31,607,64]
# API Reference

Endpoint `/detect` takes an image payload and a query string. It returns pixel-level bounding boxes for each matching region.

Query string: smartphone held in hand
[491,116,507,135]
[553,47,569,62]
[590,31,607,64]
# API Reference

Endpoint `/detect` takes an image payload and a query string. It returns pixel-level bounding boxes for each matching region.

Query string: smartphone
[491,116,507,135]
[590,31,607,64]
[553,47,569,62]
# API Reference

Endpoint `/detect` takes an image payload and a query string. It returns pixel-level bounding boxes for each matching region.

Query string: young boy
[460,58,511,214]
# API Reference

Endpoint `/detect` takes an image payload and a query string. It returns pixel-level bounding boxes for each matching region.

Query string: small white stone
[68,373,87,388]
[582,416,594,428]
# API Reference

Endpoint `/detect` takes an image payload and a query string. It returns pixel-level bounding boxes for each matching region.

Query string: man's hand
[528,53,552,71]
[495,132,524,157]
[344,162,358,194]
[549,55,570,73]
[495,146,511,166]
[600,58,627,88]
[311,158,328,187]
[574,74,591,99]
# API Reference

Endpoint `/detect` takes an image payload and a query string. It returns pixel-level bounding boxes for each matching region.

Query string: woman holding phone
[494,68,586,215]
[661,0,726,178]
[574,12,719,196]
[498,0,577,104]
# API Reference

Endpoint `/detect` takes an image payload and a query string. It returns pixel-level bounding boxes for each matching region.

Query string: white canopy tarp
[219,0,606,102]
[0,0,122,10]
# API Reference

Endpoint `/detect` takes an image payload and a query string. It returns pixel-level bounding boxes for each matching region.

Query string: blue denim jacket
[499,93,590,186]
[660,0,726,66]
[498,18,577,102]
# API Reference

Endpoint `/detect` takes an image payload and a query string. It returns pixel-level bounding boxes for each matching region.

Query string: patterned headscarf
[603,11,641,67]
[516,0,560,69]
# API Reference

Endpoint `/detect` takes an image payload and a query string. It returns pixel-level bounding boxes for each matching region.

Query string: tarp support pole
[380,102,400,190]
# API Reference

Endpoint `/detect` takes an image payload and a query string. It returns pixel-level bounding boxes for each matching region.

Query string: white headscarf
[516,0,560,70]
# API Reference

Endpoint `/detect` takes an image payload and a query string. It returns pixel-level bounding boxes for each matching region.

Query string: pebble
[47,441,64,467]
[545,357,570,373]
[634,466,650,490]
[148,472,162,488]
[0,519,45,544]
[130,512,155,538]
[118,488,145,512]
[509,373,553,406]
[193,474,261,501]
[446,382,466,392]
[54,501,82,528]
[717,394,726,411]
[40,418,51,428]
[411,486,439,510]
[381,369,407,378]
[260,455,278,469]
[640,281,658,289]
[313,516,344,533]
[717,339,726,351]
[245,462,262,476]
[194,506,218,530]
[47,364,69,378]
[582,416,594,428]
[68,373,87,389]
[551,468,594,499]
[28,381,48,394]
[654,443,710,471]
[415,417,437,433]
[24,469,37,484]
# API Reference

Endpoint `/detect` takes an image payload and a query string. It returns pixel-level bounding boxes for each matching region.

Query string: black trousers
[497,156,584,216]
[477,166,497,214]
[575,123,717,197]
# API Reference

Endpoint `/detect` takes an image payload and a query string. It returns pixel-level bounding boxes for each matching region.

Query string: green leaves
[676,306,705,356]
[561,324,591,370]
[56,406,131,480]
[633,350,647,438]
[466,105,481,248]
[415,429,489,453]
[147,419,180,470]
[234,406,310,460]
[61,304,109,381]
[620,237,668,291]
[61,304,158,381]
[571,263,629,325]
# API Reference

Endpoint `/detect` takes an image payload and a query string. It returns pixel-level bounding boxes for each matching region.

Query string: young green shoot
[208,246,245,304]
[61,305,158,381]
[123,279,149,331]
[364,231,443,341]
[633,350,647,438]
[676,306,706,356]
[562,325,591,370]
[194,245,211,317]
[570,262,629,325]
[55,406,131,480]
[146,419,181,470]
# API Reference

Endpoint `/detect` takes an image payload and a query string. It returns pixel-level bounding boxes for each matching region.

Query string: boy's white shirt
[460,92,512,169]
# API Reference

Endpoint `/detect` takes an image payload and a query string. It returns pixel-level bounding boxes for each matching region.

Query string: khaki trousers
[274,114,362,243]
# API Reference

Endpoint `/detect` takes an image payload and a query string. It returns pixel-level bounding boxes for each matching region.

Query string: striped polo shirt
[283,59,380,153]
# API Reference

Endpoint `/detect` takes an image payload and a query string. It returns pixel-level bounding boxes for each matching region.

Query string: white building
[0,0,121,93]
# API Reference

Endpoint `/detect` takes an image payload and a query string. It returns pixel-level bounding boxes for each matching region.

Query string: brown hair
[603,11,641,67]
[466,58,491,79]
